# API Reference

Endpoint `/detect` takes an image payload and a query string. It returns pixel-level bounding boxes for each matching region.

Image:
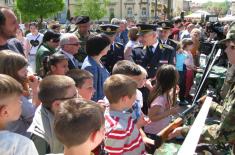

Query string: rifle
[157,95,207,141]
[154,42,221,148]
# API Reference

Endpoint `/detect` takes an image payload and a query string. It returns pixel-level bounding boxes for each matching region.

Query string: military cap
[136,24,157,35]
[75,16,90,25]
[99,24,119,35]
[220,22,235,43]
[158,21,174,29]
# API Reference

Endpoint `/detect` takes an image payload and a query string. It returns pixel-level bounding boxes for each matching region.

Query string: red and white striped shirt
[104,109,146,155]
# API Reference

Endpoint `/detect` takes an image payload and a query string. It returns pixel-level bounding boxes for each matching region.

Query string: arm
[148,105,179,122]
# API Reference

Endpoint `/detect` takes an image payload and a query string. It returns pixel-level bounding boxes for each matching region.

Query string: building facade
[67,0,184,22]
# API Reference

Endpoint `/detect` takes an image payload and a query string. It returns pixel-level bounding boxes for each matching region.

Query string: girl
[144,65,179,145]
[81,34,111,102]
[16,28,31,58]
[182,38,197,101]
[42,53,69,77]
[0,50,39,137]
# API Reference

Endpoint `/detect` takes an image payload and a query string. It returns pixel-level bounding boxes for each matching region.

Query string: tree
[202,0,230,16]
[75,0,110,20]
[16,0,65,22]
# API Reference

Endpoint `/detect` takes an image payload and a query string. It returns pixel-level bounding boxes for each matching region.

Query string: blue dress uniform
[131,44,145,65]
[99,24,125,73]
[142,43,175,78]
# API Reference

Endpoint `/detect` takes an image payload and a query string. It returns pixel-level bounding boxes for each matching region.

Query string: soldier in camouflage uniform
[73,16,96,67]
[168,22,235,154]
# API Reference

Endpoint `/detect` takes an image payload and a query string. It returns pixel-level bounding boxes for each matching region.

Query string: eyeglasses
[65,43,80,46]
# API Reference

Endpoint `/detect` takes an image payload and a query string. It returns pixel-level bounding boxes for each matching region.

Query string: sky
[192,0,231,3]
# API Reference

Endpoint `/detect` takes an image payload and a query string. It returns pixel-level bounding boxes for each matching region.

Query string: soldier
[158,21,177,57]
[134,23,175,78]
[132,24,175,114]
[100,24,124,73]
[168,22,235,154]
[73,16,96,64]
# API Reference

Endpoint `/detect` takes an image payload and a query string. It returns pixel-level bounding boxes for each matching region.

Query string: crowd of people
[1,4,235,155]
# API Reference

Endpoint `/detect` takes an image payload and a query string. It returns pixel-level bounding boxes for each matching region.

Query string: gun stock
[157,95,207,142]
[157,117,183,141]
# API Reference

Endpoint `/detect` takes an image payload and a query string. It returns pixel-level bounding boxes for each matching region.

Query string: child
[0,50,39,137]
[41,53,69,77]
[0,74,38,155]
[103,74,146,154]
[144,65,179,153]
[175,43,187,104]
[28,75,77,155]
[112,60,145,124]
[66,69,95,100]
[54,98,105,155]
[182,38,196,101]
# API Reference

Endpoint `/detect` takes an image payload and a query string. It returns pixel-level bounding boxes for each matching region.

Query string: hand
[136,114,151,129]
[97,100,109,109]
[28,75,40,93]
[167,127,184,140]
[144,78,155,91]
[171,105,180,114]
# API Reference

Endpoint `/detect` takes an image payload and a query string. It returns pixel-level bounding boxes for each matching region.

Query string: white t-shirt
[26,33,43,55]
[0,130,38,155]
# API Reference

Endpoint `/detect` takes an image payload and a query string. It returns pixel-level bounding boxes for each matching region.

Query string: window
[127,7,132,17]
[142,7,147,16]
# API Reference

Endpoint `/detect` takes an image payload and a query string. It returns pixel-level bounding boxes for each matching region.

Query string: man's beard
[0,26,16,40]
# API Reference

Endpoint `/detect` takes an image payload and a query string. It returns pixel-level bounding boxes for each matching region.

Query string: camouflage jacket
[201,82,235,145]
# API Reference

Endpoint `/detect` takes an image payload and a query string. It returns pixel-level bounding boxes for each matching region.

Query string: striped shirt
[104,109,146,155]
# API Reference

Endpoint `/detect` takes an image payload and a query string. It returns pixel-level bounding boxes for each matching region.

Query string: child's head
[0,74,23,125]
[112,60,143,88]
[54,98,104,150]
[148,65,179,104]
[137,65,147,88]
[38,75,77,113]
[0,50,28,84]
[181,38,193,51]
[42,53,69,77]
[66,69,94,100]
[104,74,137,108]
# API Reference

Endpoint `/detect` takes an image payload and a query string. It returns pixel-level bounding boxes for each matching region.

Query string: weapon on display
[156,41,222,146]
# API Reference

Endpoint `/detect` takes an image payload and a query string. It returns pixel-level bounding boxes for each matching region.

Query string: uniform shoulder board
[115,42,124,48]
[162,44,174,50]
[169,39,177,44]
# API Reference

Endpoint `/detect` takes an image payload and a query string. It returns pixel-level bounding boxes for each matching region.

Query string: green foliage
[13,5,37,22]
[75,0,110,20]
[202,0,230,15]
[16,0,65,22]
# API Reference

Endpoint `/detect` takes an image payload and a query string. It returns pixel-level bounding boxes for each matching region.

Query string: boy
[103,74,146,154]
[28,75,78,155]
[66,69,94,100]
[54,98,105,155]
[0,74,38,155]
[112,60,146,125]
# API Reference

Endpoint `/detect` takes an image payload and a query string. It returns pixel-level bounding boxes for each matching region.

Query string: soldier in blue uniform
[158,21,177,62]
[134,24,175,78]
[100,24,124,73]
[132,24,175,114]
